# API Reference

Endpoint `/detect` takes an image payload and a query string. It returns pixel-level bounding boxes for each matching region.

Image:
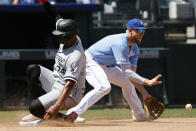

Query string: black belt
[106,65,115,68]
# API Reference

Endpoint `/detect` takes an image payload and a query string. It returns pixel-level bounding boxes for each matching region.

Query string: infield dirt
[0,118,196,131]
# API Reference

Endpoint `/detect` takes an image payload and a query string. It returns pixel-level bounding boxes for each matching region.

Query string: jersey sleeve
[111,44,130,65]
[129,45,139,67]
[63,53,83,83]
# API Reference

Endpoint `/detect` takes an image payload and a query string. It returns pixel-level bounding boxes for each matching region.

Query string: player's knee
[29,99,46,119]
[102,86,111,95]
[26,64,41,79]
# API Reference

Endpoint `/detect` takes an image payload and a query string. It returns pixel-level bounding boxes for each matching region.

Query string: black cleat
[55,112,78,123]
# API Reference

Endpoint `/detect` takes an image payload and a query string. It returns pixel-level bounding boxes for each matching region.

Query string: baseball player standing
[19,0,86,125]
[65,18,162,122]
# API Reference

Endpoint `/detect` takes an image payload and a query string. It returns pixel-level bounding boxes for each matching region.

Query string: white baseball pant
[67,51,146,119]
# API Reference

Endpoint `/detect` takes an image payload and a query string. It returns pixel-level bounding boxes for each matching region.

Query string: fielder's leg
[66,51,111,117]
[104,66,148,121]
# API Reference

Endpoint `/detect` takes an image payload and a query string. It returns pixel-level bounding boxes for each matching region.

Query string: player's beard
[131,35,142,44]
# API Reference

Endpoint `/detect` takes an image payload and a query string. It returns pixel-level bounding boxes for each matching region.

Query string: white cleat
[74,116,85,123]
[132,114,150,122]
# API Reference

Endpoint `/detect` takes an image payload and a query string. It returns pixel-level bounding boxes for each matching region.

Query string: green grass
[80,108,196,120]
[162,108,196,118]
[0,110,29,122]
[0,108,196,122]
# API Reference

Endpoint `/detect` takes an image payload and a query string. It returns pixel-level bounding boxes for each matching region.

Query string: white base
[19,116,85,126]
[19,120,42,126]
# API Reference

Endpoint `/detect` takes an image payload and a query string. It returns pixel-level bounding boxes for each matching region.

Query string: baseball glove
[143,97,165,120]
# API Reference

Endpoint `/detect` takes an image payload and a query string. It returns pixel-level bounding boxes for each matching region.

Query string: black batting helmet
[52,19,79,38]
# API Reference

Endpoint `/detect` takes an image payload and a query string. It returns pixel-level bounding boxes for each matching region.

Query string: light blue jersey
[87,33,139,67]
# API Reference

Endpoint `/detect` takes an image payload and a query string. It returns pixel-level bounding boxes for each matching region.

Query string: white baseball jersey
[39,36,86,109]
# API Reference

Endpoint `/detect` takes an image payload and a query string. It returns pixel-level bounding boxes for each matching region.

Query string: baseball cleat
[132,114,150,122]
[55,112,78,123]
[74,116,85,123]
[65,112,78,123]
[21,114,40,122]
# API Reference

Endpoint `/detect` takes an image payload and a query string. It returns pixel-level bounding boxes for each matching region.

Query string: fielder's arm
[130,66,151,100]
[120,64,162,86]
[44,80,75,119]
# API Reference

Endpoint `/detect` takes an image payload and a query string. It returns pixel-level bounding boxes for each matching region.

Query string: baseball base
[19,120,42,126]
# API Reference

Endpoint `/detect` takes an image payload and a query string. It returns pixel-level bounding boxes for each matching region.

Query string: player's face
[127,29,145,45]
[56,35,70,44]
[134,29,145,44]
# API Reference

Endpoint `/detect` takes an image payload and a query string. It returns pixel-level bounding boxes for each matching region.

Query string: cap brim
[52,30,65,35]
[127,27,148,30]
[136,27,148,30]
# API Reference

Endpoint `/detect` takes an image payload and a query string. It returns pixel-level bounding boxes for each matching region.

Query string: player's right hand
[44,105,59,120]
[38,0,48,4]
[144,74,162,86]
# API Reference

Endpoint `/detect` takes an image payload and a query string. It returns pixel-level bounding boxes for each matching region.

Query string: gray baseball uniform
[38,36,86,110]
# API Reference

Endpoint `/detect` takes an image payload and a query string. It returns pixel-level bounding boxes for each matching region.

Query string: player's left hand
[44,105,60,120]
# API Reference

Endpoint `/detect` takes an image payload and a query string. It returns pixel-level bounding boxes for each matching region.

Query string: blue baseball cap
[127,18,147,30]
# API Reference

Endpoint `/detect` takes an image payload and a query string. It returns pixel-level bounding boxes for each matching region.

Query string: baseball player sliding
[19,0,86,125]
[65,18,163,122]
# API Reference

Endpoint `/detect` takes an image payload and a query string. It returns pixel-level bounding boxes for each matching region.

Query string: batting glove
[38,0,48,4]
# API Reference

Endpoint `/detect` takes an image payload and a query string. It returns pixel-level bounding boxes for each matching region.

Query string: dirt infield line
[0,118,196,131]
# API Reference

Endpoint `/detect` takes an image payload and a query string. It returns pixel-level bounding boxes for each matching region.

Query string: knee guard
[29,99,46,119]
[29,99,67,120]
[26,64,46,99]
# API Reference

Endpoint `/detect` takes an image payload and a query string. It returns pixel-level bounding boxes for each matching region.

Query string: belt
[106,65,115,68]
